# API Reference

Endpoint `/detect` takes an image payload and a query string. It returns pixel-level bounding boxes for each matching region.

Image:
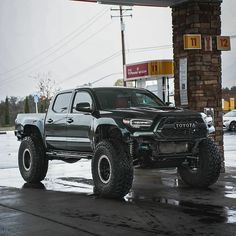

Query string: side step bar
[46,150,93,160]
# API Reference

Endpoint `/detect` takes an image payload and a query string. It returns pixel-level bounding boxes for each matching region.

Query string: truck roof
[56,86,148,95]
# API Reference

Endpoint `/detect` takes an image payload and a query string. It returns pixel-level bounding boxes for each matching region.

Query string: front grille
[155,117,207,139]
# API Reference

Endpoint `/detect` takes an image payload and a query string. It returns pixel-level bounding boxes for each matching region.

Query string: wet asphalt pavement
[0,132,236,235]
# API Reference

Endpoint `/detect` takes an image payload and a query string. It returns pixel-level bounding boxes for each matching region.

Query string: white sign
[33,94,39,104]
[33,94,39,113]
[179,58,188,106]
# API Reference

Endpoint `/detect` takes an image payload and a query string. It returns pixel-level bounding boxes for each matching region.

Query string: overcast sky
[0,0,235,101]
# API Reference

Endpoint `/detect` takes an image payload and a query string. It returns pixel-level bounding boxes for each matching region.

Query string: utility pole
[111,6,132,87]
[120,6,126,87]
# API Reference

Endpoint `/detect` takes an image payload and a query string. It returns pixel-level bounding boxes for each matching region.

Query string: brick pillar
[172,0,224,169]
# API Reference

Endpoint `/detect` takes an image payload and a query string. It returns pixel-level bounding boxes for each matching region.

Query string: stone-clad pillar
[172,0,224,168]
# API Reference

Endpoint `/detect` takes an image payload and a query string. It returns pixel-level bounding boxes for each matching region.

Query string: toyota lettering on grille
[175,122,196,129]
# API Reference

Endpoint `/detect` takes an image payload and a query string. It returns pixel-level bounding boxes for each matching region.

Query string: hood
[99,106,202,120]
[98,106,205,134]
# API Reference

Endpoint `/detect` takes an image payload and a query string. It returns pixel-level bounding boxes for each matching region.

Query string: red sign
[204,36,212,51]
[126,63,148,80]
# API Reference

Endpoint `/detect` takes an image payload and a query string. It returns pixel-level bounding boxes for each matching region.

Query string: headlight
[201,113,208,125]
[123,118,153,128]
[224,120,230,123]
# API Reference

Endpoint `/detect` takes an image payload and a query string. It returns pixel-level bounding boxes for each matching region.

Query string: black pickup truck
[15,87,221,198]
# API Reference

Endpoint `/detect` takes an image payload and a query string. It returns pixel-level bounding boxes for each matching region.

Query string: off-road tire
[92,139,133,198]
[178,138,221,188]
[18,136,48,183]
[229,121,236,132]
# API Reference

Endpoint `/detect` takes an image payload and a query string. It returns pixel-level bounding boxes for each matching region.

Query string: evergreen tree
[24,96,30,113]
[231,86,236,91]
[4,96,10,126]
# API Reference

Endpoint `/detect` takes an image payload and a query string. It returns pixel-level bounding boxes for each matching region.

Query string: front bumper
[223,121,230,130]
[130,132,203,159]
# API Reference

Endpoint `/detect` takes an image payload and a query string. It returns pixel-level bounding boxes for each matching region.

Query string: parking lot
[0,131,236,235]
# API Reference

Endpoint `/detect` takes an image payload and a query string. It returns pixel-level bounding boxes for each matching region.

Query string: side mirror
[75,102,92,112]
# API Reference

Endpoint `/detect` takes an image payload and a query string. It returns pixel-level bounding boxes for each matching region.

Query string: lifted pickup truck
[15,87,221,198]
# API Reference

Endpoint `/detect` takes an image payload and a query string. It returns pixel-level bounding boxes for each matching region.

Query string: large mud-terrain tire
[178,138,221,188]
[18,136,48,183]
[92,140,133,198]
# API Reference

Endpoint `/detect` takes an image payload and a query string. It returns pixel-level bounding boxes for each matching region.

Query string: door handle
[67,118,74,124]
[47,118,53,124]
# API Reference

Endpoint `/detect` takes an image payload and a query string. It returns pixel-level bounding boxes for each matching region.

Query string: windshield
[224,111,236,117]
[94,88,165,110]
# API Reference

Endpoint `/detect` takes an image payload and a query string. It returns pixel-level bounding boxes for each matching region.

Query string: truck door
[45,92,72,150]
[66,90,94,152]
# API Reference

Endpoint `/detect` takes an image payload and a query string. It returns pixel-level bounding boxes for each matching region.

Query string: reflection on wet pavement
[1,131,236,233]
[225,185,236,199]
[46,177,94,193]
[225,193,236,199]
[125,192,236,224]
[22,182,46,190]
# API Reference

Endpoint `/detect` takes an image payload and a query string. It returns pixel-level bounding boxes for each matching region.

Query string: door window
[53,92,72,113]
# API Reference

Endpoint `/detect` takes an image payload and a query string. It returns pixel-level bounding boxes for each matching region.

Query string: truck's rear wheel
[178,138,221,188]
[92,140,133,198]
[18,136,48,183]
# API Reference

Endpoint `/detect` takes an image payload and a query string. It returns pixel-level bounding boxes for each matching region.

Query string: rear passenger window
[53,92,72,113]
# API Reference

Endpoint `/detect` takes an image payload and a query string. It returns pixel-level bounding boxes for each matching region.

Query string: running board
[46,150,93,160]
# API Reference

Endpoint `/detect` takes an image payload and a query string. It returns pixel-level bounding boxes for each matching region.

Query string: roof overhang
[72,0,190,7]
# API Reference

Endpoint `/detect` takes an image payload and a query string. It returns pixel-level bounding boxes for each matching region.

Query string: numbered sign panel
[183,34,201,50]
[204,36,212,51]
[217,36,231,51]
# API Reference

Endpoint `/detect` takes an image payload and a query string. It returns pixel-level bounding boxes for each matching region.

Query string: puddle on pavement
[18,170,236,225]
[41,177,94,194]
[125,192,236,224]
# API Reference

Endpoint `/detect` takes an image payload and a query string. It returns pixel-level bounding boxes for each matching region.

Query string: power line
[127,44,172,53]
[57,45,173,85]
[1,50,121,96]
[0,7,109,77]
[1,43,173,89]
[82,72,122,86]
[58,50,121,85]
[45,43,172,85]
[1,21,112,87]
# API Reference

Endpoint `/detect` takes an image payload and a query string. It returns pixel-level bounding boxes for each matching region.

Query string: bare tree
[30,72,60,112]
[32,72,58,100]
[114,79,124,86]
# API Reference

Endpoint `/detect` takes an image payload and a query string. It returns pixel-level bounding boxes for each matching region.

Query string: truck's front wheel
[178,138,221,188]
[18,136,48,183]
[92,140,133,198]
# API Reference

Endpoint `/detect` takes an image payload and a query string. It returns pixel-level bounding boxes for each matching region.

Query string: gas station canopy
[72,0,191,7]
